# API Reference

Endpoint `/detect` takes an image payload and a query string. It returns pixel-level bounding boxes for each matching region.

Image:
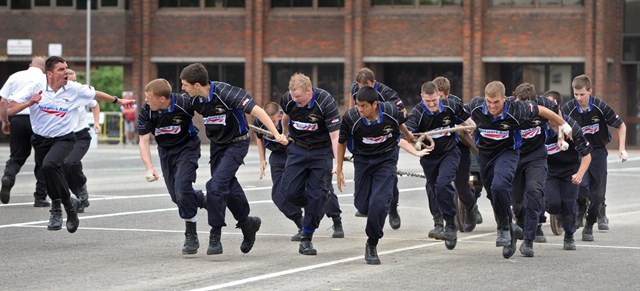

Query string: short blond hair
[144,79,172,98]
[484,81,506,98]
[288,73,312,92]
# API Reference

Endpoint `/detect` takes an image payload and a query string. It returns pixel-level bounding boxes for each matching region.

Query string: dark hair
[572,74,591,91]
[263,101,282,116]
[421,81,438,95]
[544,90,564,107]
[180,63,209,86]
[45,56,66,72]
[513,82,536,101]
[355,86,378,104]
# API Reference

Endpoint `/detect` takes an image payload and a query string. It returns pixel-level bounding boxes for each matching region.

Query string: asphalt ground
[1,144,639,290]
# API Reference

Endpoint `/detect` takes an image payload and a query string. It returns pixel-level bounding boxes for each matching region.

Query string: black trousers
[3,115,47,199]
[31,133,75,205]
[64,128,92,194]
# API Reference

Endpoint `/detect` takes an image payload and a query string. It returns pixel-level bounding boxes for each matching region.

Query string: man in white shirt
[0,57,49,206]
[8,56,133,233]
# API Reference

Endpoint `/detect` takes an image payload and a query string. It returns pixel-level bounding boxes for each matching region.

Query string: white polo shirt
[74,100,98,132]
[10,80,96,138]
[0,67,45,115]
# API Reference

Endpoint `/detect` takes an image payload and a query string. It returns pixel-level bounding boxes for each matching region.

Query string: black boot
[0,176,13,204]
[495,217,511,247]
[502,223,523,259]
[332,217,344,238]
[299,232,317,255]
[563,232,576,250]
[291,217,303,242]
[237,216,261,253]
[77,184,90,213]
[64,197,80,233]
[182,221,199,255]
[428,215,444,240]
[519,239,534,257]
[582,222,594,241]
[47,199,63,231]
[207,229,223,255]
[463,205,477,232]
[474,205,483,224]
[443,216,458,250]
[365,243,381,265]
[388,204,401,230]
[597,204,609,230]
[33,195,50,207]
[534,224,547,243]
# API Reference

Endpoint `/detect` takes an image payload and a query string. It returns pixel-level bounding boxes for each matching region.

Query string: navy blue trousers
[545,175,578,234]
[280,143,333,233]
[512,146,547,241]
[478,149,519,221]
[579,147,608,225]
[454,143,478,211]
[353,148,398,240]
[420,146,461,219]
[206,138,251,229]
[158,136,201,220]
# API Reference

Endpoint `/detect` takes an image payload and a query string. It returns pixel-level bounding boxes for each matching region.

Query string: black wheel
[550,214,564,236]
[455,194,466,232]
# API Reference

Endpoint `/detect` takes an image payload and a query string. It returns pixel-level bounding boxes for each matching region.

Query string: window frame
[370,0,462,8]
[158,0,245,10]
[270,0,344,10]
[490,0,583,7]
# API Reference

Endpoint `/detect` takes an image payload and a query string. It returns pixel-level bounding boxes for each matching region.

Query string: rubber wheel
[455,194,466,232]
[550,214,564,236]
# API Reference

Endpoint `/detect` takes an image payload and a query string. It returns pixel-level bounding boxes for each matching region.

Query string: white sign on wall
[49,43,62,56]
[7,39,32,55]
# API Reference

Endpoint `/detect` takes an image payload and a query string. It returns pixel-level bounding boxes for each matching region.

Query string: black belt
[293,139,331,149]
[230,133,250,143]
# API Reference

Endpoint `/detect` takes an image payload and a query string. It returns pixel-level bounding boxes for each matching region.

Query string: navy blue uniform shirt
[138,93,198,148]
[339,101,404,156]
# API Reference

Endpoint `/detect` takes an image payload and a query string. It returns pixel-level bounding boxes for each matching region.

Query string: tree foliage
[75,66,123,111]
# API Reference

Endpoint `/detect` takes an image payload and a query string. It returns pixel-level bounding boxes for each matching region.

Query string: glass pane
[57,0,73,6]
[491,0,512,6]
[11,0,31,9]
[394,0,414,5]
[77,0,98,9]
[0,0,7,6]
[521,65,545,94]
[372,0,393,5]
[512,0,533,6]
[159,0,178,7]
[539,0,562,6]
[548,65,572,98]
[222,64,244,87]
[562,0,582,6]
[292,0,312,7]
[626,0,640,33]
[225,0,244,7]
[624,36,640,62]
[101,0,118,6]
[179,0,199,7]
[442,0,461,5]
[420,0,440,5]
[318,0,344,7]
[271,0,290,7]
[317,64,345,108]
[270,64,313,103]
[35,0,51,6]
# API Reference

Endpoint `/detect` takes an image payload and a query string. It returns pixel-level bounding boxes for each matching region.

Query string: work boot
[597,204,609,230]
[442,217,457,241]
[33,197,51,207]
[207,229,223,255]
[475,205,483,224]
[582,223,594,241]
[503,223,523,259]
[355,210,367,217]
[299,232,317,255]
[365,243,381,265]
[331,217,344,238]
[182,221,199,255]
[519,239,534,257]
[47,199,63,231]
[563,232,576,250]
[428,215,444,240]
[237,216,261,253]
[388,204,401,230]
[495,218,511,247]
[0,176,13,204]
[291,217,304,241]
[463,205,477,232]
[195,190,207,210]
[64,197,80,233]
[77,184,90,213]
[534,224,547,243]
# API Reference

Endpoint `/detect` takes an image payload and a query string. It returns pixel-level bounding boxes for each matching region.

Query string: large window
[491,0,582,7]
[624,0,640,63]
[372,0,461,7]
[157,63,244,94]
[497,63,584,99]
[159,0,245,8]
[12,0,125,9]
[269,64,344,107]
[380,63,462,109]
[271,0,344,8]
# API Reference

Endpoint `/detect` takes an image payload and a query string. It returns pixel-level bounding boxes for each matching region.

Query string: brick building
[1,0,639,146]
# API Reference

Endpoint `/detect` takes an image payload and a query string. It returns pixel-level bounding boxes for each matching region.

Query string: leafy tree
[74,66,123,111]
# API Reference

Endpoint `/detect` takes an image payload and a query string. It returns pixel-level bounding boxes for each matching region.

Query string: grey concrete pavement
[1,144,639,290]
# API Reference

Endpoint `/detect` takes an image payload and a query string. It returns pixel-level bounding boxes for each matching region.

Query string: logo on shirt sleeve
[241,98,250,106]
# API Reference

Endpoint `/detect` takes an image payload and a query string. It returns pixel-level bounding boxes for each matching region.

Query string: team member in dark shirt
[138,79,206,255]
[433,76,482,232]
[468,81,572,259]
[180,63,287,256]
[544,90,592,250]
[510,82,558,257]
[405,81,475,249]
[561,74,627,240]
[280,73,341,256]
[350,68,411,230]
[337,86,430,264]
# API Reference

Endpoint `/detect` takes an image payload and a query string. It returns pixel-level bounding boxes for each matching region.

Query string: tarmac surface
[1,144,639,290]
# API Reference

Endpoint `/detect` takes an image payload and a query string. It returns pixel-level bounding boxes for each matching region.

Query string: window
[381,63,462,108]
[497,63,584,99]
[28,0,123,8]
[157,63,244,94]
[159,0,245,8]
[491,0,582,7]
[269,64,344,107]
[372,0,461,7]
[271,0,343,8]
